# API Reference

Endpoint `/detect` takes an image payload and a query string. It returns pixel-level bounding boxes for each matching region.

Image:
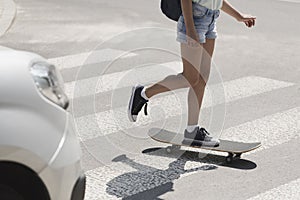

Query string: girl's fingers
[247,20,251,27]
[244,19,256,27]
[193,42,200,48]
[240,14,256,27]
[243,17,256,21]
[250,19,255,27]
[187,40,196,48]
[249,20,253,27]
[187,37,200,48]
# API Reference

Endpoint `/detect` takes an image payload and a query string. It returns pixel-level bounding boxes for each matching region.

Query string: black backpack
[161,0,182,21]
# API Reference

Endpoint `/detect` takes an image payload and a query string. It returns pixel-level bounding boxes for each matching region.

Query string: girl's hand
[237,14,256,28]
[186,28,200,48]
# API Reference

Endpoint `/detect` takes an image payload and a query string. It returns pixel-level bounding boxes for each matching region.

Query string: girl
[128,0,256,147]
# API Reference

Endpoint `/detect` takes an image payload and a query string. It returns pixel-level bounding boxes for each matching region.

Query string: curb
[0,0,16,37]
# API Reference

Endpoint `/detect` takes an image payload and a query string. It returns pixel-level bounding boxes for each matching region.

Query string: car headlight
[30,62,69,109]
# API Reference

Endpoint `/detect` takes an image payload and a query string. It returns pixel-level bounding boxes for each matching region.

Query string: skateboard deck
[148,128,261,163]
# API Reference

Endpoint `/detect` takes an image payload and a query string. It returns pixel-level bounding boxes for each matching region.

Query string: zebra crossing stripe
[0,0,16,37]
[247,178,300,200]
[63,61,182,98]
[48,48,137,70]
[279,0,300,3]
[63,60,293,99]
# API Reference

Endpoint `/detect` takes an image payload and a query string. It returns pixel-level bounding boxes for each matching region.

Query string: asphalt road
[1,0,299,199]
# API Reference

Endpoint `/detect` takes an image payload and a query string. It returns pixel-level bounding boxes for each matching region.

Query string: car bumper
[39,112,85,200]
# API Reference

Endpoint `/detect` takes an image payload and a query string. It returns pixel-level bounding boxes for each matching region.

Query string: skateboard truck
[166,145,181,153]
[166,146,242,164]
[225,152,242,164]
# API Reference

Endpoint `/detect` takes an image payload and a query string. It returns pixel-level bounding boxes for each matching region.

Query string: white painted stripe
[0,45,13,51]
[84,107,300,199]
[64,61,182,98]
[221,107,299,151]
[0,0,17,37]
[248,178,300,200]
[279,0,300,3]
[64,60,294,100]
[48,48,137,70]
[75,76,294,141]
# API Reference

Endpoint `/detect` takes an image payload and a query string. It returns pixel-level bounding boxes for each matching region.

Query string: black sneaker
[183,127,220,147]
[128,85,148,122]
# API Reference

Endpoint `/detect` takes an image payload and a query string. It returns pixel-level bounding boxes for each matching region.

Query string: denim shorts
[176,3,220,44]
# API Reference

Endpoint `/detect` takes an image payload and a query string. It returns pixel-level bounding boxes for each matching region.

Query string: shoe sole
[128,85,139,122]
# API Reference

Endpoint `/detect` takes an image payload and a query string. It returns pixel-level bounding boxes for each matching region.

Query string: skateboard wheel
[198,153,205,159]
[235,153,242,159]
[225,156,233,164]
[226,153,234,164]
[166,146,173,154]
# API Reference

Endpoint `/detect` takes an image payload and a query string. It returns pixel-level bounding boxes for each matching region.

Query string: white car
[0,49,85,200]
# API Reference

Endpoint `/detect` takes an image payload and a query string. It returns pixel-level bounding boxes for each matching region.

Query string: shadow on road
[106,146,257,199]
[106,153,217,199]
[143,147,257,170]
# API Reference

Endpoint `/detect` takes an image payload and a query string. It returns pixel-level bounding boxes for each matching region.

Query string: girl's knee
[181,72,199,87]
[194,76,207,88]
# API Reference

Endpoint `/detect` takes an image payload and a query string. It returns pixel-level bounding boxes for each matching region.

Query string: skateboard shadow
[142,147,257,170]
[106,154,217,199]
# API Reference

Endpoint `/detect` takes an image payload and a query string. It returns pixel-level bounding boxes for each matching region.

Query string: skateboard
[148,128,261,163]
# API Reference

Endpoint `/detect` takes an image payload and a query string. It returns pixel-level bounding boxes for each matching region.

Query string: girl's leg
[145,43,203,98]
[127,43,203,122]
[187,38,216,125]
